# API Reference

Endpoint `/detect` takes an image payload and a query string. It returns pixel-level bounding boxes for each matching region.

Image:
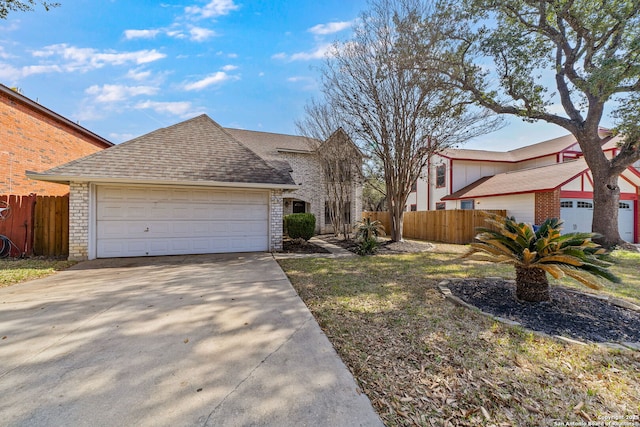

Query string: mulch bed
[317,234,434,254]
[446,279,640,343]
[282,238,330,254]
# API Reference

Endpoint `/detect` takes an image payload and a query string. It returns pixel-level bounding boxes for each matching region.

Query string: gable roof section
[442,133,579,162]
[443,159,589,200]
[28,115,297,188]
[0,84,113,149]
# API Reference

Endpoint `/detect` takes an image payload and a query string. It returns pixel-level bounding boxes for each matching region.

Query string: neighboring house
[0,84,112,196]
[405,129,640,243]
[29,115,362,260]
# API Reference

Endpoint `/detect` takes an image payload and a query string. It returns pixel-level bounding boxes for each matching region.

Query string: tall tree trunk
[387,194,404,242]
[515,266,550,302]
[591,168,623,247]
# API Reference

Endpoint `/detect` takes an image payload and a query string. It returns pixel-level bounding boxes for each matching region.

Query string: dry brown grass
[278,248,640,426]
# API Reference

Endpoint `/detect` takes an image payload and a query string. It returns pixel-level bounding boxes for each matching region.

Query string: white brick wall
[281,152,363,234]
[270,189,283,251]
[68,181,89,261]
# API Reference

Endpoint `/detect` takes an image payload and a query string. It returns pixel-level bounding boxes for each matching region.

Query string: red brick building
[0,84,112,196]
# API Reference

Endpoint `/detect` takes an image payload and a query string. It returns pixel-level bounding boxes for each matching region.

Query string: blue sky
[1,0,575,150]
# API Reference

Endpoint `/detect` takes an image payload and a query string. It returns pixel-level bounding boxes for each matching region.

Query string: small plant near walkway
[464,213,619,302]
[353,217,385,255]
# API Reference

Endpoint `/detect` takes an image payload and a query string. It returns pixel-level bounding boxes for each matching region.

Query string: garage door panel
[561,198,635,242]
[96,186,270,257]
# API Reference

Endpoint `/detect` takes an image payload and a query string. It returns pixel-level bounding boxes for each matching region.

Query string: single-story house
[405,129,640,243]
[29,114,362,260]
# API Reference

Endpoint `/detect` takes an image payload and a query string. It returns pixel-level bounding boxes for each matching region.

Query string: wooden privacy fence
[363,209,507,244]
[0,194,69,257]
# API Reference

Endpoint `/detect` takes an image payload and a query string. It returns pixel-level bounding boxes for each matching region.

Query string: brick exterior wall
[270,189,284,251]
[0,89,110,196]
[535,190,560,225]
[68,181,90,261]
[280,151,363,235]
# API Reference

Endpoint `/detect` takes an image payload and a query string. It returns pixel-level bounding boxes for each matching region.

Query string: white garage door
[96,186,269,258]
[560,198,635,242]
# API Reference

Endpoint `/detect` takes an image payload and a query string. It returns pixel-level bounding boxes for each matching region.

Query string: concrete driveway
[0,253,382,427]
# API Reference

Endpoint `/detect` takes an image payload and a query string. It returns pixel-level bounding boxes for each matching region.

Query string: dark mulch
[282,238,330,254]
[447,279,640,343]
[317,234,434,254]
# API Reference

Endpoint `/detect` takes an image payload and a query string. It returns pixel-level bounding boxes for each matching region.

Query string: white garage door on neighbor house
[96,186,269,258]
[560,198,635,242]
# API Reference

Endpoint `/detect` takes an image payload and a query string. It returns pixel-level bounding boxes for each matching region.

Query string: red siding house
[0,84,112,196]
[406,130,640,243]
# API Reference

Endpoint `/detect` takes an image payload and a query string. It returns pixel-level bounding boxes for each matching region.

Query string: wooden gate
[0,194,69,257]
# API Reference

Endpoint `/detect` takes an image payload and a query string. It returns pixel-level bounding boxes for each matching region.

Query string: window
[292,201,306,213]
[436,164,446,188]
[560,201,573,208]
[460,200,474,210]
[410,204,417,212]
[410,181,417,192]
[619,202,630,209]
[577,201,593,209]
[435,202,446,210]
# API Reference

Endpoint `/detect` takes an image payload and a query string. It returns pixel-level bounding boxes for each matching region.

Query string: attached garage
[28,115,299,260]
[96,186,269,258]
[560,198,636,243]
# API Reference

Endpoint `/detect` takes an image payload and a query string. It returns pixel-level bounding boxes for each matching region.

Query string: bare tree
[0,0,60,19]
[317,0,501,241]
[421,0,640,247]
[296,100,363,238]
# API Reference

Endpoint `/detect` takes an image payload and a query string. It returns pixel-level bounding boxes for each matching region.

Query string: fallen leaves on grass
[279,254,640,426]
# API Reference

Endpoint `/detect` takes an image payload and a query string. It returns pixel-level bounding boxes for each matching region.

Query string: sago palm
[463,213,619,302]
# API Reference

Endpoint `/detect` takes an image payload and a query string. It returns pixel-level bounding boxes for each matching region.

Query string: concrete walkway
[0,253,382,427]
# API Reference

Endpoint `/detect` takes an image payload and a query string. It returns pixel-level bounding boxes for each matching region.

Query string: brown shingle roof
[225,127,317,161]
[31,114,296,187]
[443,158,589,200]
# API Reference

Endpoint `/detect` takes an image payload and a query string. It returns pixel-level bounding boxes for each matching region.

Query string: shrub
[355,238,379,255]
[354,217,386,242]
[464,213,619,302]
[284,213,316,241]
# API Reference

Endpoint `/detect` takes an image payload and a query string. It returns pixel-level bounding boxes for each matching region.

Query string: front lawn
[0,258,76,288]
[278,245,640,426]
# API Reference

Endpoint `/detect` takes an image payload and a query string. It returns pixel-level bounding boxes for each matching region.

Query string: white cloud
[31,44,166,72]
[85,84,158,103]
[275,44,332,62]
[184,71,239,91]
[221,64,237,71]
[135,100,199,117]
[21,64,62,76]
[0,62,22,80]
[185,0,239,19]
[189,26,216,41]
[0,46,12,59]
[308,20,354,35]
[124,29,161,40]
[166,29,187,39]
[109,132,136,143]
[126,68,152,81]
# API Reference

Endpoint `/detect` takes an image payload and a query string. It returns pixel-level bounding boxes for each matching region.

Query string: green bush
[284,213,316,241]
[355,237,379,255]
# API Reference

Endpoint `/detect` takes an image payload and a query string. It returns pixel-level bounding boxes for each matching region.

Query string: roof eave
[26,172,300,190]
